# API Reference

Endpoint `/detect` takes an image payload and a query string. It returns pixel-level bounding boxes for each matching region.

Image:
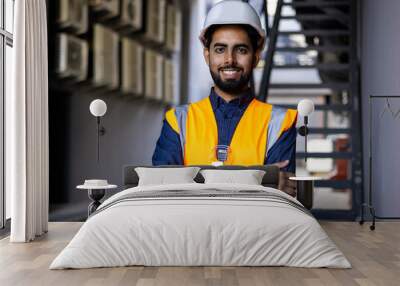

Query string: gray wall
[361,0,400,217]
[50,90,166,205]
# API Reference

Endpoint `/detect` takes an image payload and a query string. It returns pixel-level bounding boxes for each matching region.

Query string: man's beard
[210,66,251,95]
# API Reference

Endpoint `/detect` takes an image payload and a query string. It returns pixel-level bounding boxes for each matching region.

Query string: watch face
[216,145,230,162]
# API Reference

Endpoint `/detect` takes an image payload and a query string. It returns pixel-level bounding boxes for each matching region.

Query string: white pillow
[135,167,201,186]
[200,169,266,185]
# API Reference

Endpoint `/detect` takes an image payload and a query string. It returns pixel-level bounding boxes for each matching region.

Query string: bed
[50,165,351,269]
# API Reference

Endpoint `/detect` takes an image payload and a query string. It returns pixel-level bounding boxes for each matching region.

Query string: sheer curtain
[7,0,49,242]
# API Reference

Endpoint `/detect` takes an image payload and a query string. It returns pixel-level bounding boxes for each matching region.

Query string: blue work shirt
[152,88,297,172]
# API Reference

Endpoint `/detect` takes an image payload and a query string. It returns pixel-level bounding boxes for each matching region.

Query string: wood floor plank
[0,222,399,286]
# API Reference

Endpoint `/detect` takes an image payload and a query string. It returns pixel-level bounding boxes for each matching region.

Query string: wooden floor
[0,222,399,286]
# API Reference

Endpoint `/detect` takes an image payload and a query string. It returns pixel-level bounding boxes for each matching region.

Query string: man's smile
[219,67,242,79]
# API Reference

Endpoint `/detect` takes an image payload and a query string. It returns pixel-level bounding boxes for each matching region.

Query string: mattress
[50,183,351,269]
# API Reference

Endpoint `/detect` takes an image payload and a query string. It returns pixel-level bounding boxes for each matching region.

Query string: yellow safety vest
[165,96,297,166]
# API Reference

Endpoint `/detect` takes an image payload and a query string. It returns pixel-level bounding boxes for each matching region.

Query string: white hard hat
[199,0,266,49]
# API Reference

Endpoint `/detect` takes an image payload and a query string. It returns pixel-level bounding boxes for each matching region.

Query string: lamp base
[289,177,321,210]
[296,180,314,210]
[88,189,105,216]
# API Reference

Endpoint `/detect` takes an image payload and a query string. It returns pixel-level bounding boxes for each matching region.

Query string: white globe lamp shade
[89,99,107,117]
[297,99,315,117]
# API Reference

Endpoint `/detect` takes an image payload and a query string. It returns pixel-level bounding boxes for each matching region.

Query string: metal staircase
[257,0,363,219]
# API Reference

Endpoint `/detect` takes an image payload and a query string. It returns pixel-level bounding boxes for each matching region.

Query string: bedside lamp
[297,99,315,162]
[290,99,317,210]
[89,99,107,162]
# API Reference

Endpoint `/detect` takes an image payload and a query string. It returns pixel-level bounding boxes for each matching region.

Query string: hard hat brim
[199,24,266,50]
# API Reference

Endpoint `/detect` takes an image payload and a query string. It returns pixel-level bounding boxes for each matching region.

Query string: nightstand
[77,180,117,217]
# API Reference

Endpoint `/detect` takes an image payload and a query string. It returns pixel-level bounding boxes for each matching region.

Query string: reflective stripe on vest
[165,97,297,165]
[165,105,189,153]
[267,106,298,154]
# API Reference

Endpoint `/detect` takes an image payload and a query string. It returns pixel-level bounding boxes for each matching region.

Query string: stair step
[308,127,351,134]
[287,178,352,189]
[280,15,349,21]
[314,180,352,189]
[282,1,350,8]
[278,30,350,36]
[275,104,351,112]
[296,152,353,159]
[273,63,349,70]
[275,46,349,52]
[269,83,349,89]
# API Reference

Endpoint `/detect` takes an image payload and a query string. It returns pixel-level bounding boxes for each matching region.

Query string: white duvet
[50,183,351,269]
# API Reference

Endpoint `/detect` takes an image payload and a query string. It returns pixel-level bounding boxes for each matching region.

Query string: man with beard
[152,0,297,196]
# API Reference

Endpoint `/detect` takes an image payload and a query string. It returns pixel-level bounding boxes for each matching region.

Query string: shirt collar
[209,87,254,110]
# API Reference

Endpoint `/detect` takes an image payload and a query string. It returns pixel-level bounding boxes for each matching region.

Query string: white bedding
[50,183,351,269]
